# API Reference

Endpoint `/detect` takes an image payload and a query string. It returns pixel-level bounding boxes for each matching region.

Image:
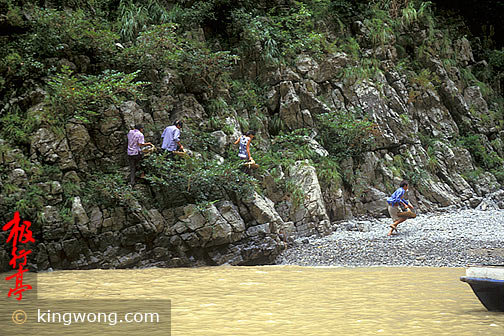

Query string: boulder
[71,197,89,226]
[119,101,153,130]
[288,160,331,236]
[361,187,388,216]
[171,94,206,122]
[454,37,475,66]
[210,131,227,155]
[31,128,77,170]
[242,191,284,228]
[279,81,302,129]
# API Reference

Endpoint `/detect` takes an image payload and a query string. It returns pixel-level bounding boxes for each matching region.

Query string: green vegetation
[456,134,504,183]
[83,172,147,208]
[0,0,502,223]
[257,129,342,199]
[230,1,337,64]
[45,66,147,125]
[0,150,60,224]
[317,110,376,160]
[143,153,256,206]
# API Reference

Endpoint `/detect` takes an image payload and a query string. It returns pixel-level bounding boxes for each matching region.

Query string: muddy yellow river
[2,266,503,335]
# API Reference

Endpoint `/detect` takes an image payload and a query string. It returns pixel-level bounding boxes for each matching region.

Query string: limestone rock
[89,207,103,233]
[361,187,388,216]
[217,201,246,233]
[171,94,206,122]
[31,128,77,170]
[66,120,98,168]
[41,206,65,240]
[279,81,302,129]
[9,168,27,185]
[454,37,474,66]
[72,197,89,226]
[211,131,227,155]
[246,223,271,237]
[472,172,501,197]
[296,55,318,75]
[242,191,284,227]
[265,85,280,112]
[309,52,349,82]
[37,181,63,205]
[146,209,167,233]
[288,160,330,236]
[119,101,153,130]
[100,105,123,135]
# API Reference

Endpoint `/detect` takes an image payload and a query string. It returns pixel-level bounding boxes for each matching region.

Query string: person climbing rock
[386,180,414,236]
[161,120,184,159]
[235,130,255,161]
[234,130,256,174]
[127,124,152,186]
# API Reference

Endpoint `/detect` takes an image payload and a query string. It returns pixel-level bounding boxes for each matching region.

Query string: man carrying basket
[387,180,415,236]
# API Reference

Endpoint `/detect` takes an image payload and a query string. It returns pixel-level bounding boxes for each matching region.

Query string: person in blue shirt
[161,120,184,159]
[387,180,414,236]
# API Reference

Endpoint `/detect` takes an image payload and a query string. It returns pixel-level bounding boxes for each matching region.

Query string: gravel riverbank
[276,209,504,267]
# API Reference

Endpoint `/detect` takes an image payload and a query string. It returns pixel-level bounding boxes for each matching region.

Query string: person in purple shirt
[161,120,184,159]
[386,180,414,236]
[127,124,152,186]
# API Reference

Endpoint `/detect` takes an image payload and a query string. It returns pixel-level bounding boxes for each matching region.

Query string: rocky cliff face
[1,3,503,272]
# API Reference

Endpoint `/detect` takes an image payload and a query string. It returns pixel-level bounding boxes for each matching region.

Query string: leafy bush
[117,0,172,41]
[257,129,342,193]
[83,172,146,208]
[230,79,265,112]
[257,129,319,171]
[121,23,238,95]
[45,66,147,124]
[457,134,504,170]
[0,5,119,94]
[143,153,256,205]
[0,159,59,224]
[316,110,376,160]
[28,7,118,61]
[0,104,39,146]
[230,2,335,65]
[489,48,504,71]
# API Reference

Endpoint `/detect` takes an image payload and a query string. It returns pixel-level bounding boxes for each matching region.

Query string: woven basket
[173,150,188,157]
[397,209,416,218]
[142,144,157,155]
[243,159,259,169]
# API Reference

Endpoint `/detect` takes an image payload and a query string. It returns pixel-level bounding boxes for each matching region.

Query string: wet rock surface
[276,209,504,267]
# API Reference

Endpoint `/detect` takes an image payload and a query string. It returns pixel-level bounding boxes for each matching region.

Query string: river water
[2,266,504,335]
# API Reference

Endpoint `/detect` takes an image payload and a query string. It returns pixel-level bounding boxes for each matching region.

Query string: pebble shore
[276,209,504,267]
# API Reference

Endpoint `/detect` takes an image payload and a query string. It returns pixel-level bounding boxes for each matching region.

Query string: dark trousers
[128,154,143,185]
[165,150,175,160]
[164,145,182,160]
